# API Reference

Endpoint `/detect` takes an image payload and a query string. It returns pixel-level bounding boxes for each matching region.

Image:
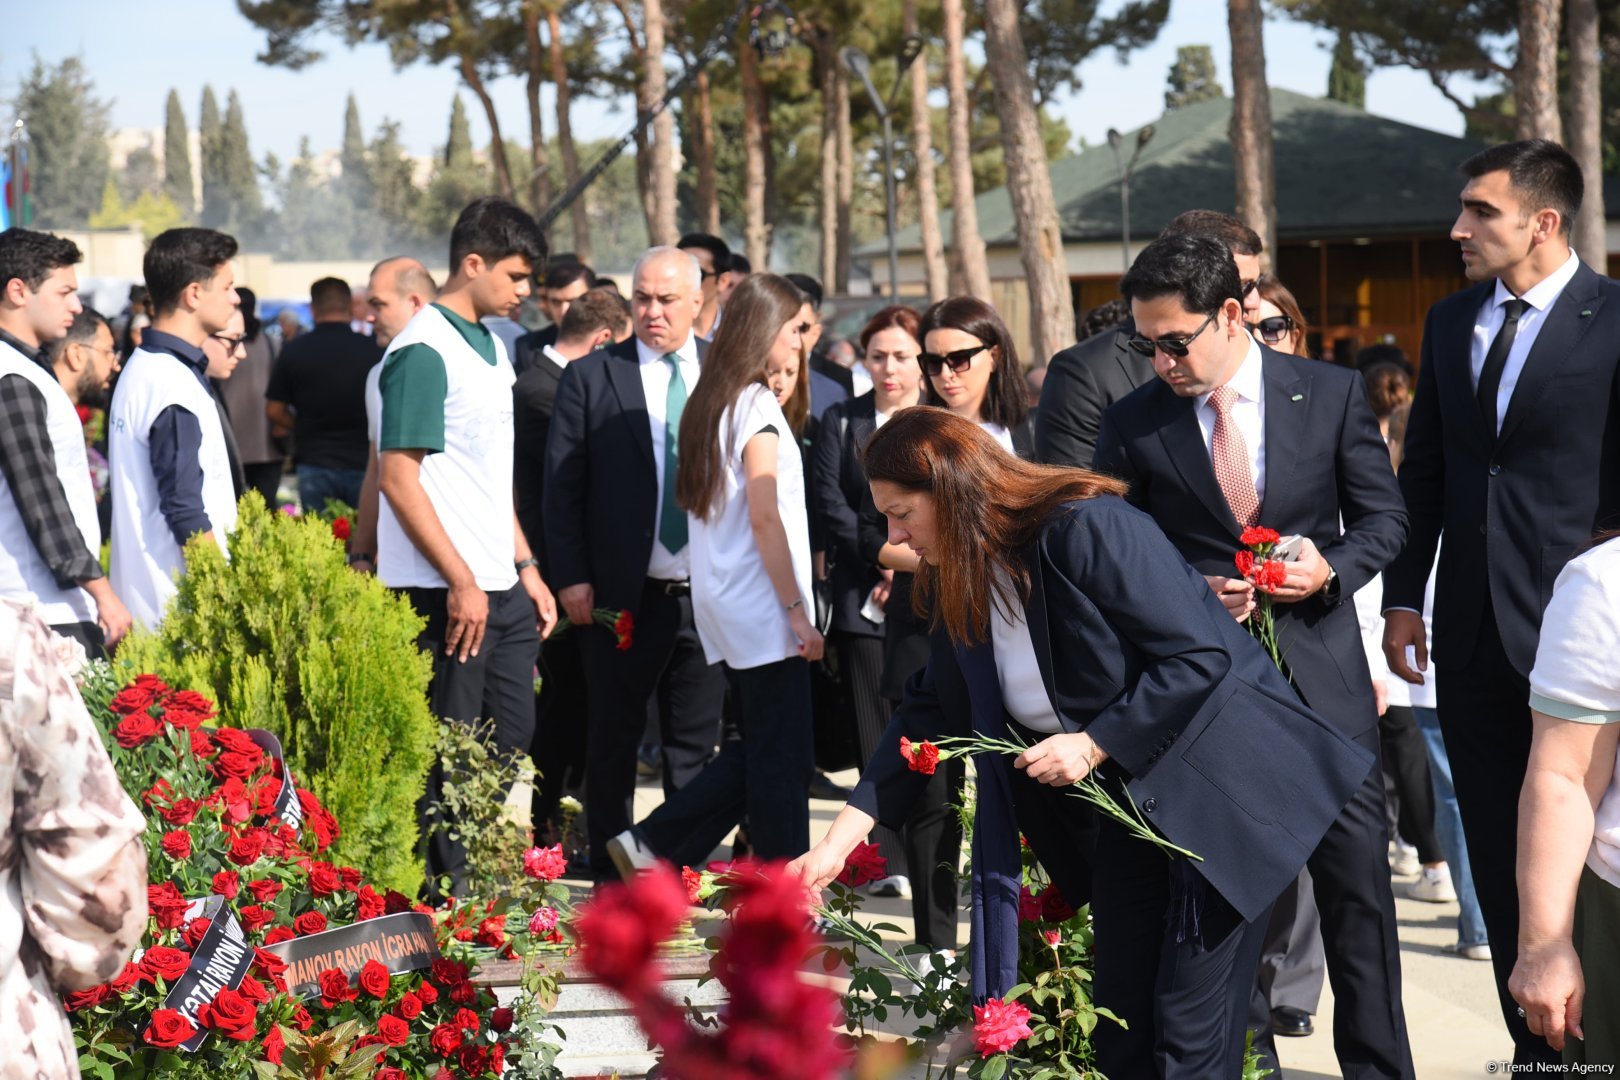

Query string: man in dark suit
[1382,139,1620,1065]
[1038,211,1267,468]
[1094,235,1414,1079]
[514,289,630,840]
[544,246,729,881]
[512,260,596,376]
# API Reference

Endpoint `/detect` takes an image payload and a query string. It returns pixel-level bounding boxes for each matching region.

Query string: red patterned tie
[1208,384,1259,528]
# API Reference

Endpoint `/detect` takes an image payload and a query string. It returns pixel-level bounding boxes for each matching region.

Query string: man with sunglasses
[677,232,732,341]
[0,231,134,657]
[1094,234,1414,1079]
[1037,211,1265,469]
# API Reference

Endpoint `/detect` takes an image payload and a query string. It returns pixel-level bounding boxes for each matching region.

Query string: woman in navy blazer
[791,408,1373,1080]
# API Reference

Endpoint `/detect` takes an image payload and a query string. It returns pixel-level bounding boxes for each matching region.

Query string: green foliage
[116,493,436,894]
[199,86,227,230]
[1166,44,1224,111]
[1326,31,1366,108]
[14,55,111,228]
[220,90,266,233]
[163,89,195,213]
[90,179,189,240]
[429,719,536,902]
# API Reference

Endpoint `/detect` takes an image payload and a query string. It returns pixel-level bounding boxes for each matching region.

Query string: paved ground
[621,765,1516,1079]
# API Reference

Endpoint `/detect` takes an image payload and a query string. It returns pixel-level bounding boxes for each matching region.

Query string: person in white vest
[375,198,557,898]
[0,229,133,655]
[108,228,242,629]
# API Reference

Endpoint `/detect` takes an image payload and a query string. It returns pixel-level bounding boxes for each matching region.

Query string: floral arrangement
[70,668,550,1079]
[551,606,634,651]
[1234,525,1289,672]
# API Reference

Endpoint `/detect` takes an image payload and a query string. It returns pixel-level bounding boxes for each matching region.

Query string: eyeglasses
[1247,315,1294,345]
[211,333,247,354]
[920,344,986,376]
[1125,311,1218,358]
[698,269,720,280]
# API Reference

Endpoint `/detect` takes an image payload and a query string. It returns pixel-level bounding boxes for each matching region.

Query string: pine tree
[1165,45,1224,110]
[221,91,264,237]
[163,89,194,214]
[14,57,111,228]
[198,86,227,229]
[1325,31,1365,108]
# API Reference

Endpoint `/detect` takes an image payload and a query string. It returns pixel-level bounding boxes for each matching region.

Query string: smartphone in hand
[1273,534,1305,562]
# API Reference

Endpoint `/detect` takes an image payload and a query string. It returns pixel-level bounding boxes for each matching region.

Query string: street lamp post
[1106,124,1154,273]
[843,37,924,300]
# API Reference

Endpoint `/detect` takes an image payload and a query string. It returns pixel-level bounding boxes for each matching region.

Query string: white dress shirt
[1195,335,1267,503]
[638,334,702,581]
[979,421,1016,455]
[1472,251,1580,436]
[541,343,571,369]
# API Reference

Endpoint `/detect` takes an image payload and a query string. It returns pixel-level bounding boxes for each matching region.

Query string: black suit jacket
[1384,260,1620,674]
[512,325,559,378]
[543,335,708,613]
[513,349,567,574]
[1093,347,1409,740]
[812,393,884,636]
[849,497,1373,923]
[1035,323,1155,468]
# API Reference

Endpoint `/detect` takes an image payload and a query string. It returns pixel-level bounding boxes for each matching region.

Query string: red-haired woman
[790,408,1372,1079]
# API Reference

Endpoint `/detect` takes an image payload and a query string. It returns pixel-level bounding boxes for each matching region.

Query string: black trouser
[1380,704,1444,863]
[580,579,726,880]
[49,620,106,661]
[404,583,539,899]
[651,605,725,796]
[638,655,813,866]
[530,628,588,830]
[243,461,282,509]
[1440,598,1560,1066]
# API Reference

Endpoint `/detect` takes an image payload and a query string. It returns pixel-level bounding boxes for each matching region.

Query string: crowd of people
[2,134,1620,1076]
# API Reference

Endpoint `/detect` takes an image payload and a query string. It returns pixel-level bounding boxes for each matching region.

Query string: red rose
[113,712,163,749]
[292,1005,314,1031]
[356,885,386,921]
[384,889,412,915]
[141,778,174,807]
[253,947,289,984]
[65,984,111,1011]
[1239,526,1281,547]
[1018,884,1043,923]
[212,727,260,755]
[147,882,189,929]
[182,917,212,949]
[454,1007,479,1033]
[449,980,476,1005]
[415,981,439,1006]
[428,1021,463,1057]
[458,1044,490,1075]
[211,871,241,899]
[318,967,356,1008]
[161,829,192,860]
[139,945,192,983]
[836,841,888,888]
[198,986,258,1041]
[228,828,270,866]
[110,683,160,716]
[246,878,283,904]
[575,869,691,996]
[1040,886,1076,924]
[377,1013,410,1046]
[972,997,1033,1057]
[110,962,141,994]
[264,926,297,945]
[237,972,272,1004]
[159,797,200,826]
[161,689,217,728]
[293,911,328,937]
[489,1042,507,1075]
[307,862,342,896]
[187,728,217,758]
[358,959,391,998]
[490,1006,515,1033]
[431,958,469,987]
[522,843,568,882]
[375,1068,406,1080]
[899,736,940,776]
[396,990,423,1019]
[331,516,352,541]
[264,1024,286,1065]
[215,749,265,781]
[253,775,283,818]
[238,905,274,933]
[143,1008,196,1049]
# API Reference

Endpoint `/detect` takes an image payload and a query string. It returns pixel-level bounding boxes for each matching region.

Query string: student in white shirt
[608,274,823,874]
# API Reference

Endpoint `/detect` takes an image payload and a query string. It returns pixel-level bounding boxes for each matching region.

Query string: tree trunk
[905,0,948,301]
[642,0,679,246]
[740,31,772,271]
[1565,0,1605,268]
[981,0,1074,364]
[1514,0,1562,141]
[835,58,854,293]
[459,55,515,199]
[818,34,839,290]
[942,0,992,300]
[1227,0,1276,264]
[693,68,721,236]
[521,0,551,214]
[546,6,590,262]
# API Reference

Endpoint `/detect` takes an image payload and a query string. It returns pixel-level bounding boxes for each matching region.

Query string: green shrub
[118,492,437,894]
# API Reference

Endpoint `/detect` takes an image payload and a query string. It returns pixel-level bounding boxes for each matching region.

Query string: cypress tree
[221,90,263,236]
[446,95,474,170]
[198,86,226,228]
[1326,32,1366,109]
[163,89,194,214]
[339,94,372,213]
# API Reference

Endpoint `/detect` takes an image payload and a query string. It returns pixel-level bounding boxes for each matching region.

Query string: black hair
[1460,138,1583,235]
[784,272,823,309]
[310,276,352,315]
[728,253,752,276]
[0,228,82,293]
[48,306,110,361]
[448,196,548,274]
[677,232,732,274]
[544,261,596,291]
[1119,235,1243,317]
[236,286,262,342]
[1353,342,1413,379]
[144,228,239,315]
[1078,298,1130,341]
[1159,210,1264,257]
[917,295,1029,431]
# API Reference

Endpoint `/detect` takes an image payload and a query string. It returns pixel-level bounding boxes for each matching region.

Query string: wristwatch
[346,551,374,566]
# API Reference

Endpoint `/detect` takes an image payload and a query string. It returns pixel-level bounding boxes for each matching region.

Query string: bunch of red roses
[70,672,526,1079]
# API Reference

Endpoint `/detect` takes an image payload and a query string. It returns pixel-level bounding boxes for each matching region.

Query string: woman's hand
[1014,732,1108,787]
[788,839,852,893]
[1510,940,1585,1051]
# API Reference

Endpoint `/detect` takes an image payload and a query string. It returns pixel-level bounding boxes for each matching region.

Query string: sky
[7,0,1496,172]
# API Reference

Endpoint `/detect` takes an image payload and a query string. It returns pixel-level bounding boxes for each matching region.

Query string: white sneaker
[1409,865,1458,903]
[606,829,658,880]
[1389,840,1421,877]
[1443,941,1492,962]
[868,874,912,900]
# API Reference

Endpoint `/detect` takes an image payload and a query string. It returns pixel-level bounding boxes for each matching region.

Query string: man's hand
[789,607,825,662]
[1269,537,1333,602]
[521,566,559,640]
[1373,677,1389,717]
[96,590,133,647]
[559,583,594,626]
[1511,940,1585,1052]
[1204,575,1256,622]
[446,581,489,662]
[1014,732,1108,787]
[1382,609,1428,686]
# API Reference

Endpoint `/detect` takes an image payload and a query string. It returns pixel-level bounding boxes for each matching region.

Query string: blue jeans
[298,465,365,514]
[1415,705,1489,947]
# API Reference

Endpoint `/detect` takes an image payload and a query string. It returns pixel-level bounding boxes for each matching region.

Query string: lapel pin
[1581,310,1593,317]
[1290,393,1304,402]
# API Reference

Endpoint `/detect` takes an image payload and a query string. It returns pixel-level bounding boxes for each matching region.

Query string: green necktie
[659,354,689,554]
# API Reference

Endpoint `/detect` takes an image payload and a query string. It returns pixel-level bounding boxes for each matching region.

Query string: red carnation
[973,997,1033,1057]
[293,911,328,937]
[475,915,507,948]
[1254,558,1288,594]
[113,712,163,749]
[198,987,258,1041]
[143,1008,196,1049]
[377,1013,410,1046]
[836,841,888,888]
[682,866,704,905]
[899,736,940,776]
[1234,549,1256,578]
[359,959,391,998]
[1239,526,1281,547]
[138,946,192,983]
[211,871,241,899]
[318,967,356,1008]
[428,1021,463,1057]
[160,829,191,860]
[613,609,634,650]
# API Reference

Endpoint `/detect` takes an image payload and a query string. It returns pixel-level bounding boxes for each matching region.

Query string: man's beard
[76,370,109,409]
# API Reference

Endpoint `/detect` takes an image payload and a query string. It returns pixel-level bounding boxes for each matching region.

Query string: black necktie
[1476,297,1529,438]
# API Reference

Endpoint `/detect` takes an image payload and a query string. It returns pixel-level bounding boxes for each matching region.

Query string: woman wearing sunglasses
[1249,275,1308,356]
[918,296,1035,458]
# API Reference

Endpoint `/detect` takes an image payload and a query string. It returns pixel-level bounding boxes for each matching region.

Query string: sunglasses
[920,344,986,376]
[1248,315,1294,344]
[1241,278,1259,298]
[1125,311,1218,358]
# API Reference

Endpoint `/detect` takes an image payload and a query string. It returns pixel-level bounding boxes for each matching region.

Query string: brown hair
[557,287,630,343]
[1360,360,1412,421]
[917,296,1029,430]
[677,273,806,521]
[862,408,1127,645]
[858,305,922,353]
[1385,400,1411,469]
[1160,210,1264,257]
[1254,274,1308,356]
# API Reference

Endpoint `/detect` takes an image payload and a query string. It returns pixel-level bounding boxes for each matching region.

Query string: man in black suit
[1038,211,1266,468]
[1382,140,1620,1065]
[1094,235,1414,1079]
[544,246,729,880]
[512,261,597,376]
[514,289,630,839]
